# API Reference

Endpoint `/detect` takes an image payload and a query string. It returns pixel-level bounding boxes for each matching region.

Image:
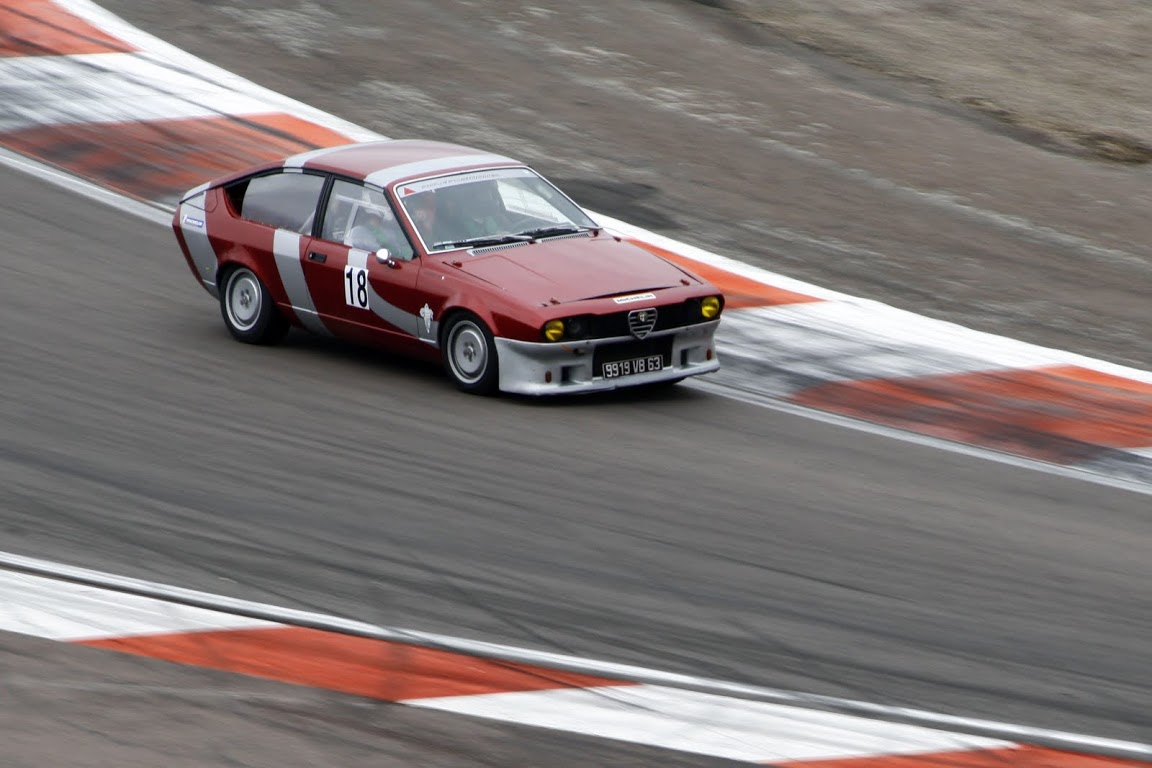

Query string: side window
[320,179,414,260]
[228,171,326,234]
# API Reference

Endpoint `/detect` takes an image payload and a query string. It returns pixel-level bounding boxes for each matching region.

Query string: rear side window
[227,171,326,233]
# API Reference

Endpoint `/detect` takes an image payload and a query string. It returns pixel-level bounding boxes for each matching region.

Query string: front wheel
[442,313,499,395]
[219,266,288,345]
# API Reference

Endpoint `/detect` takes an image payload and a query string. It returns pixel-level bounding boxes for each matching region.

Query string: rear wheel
[219,266,288,345]
[442,313,499,395]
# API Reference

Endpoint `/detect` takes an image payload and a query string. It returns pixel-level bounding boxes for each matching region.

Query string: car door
[304,178,429,348]
[221,169,329,334]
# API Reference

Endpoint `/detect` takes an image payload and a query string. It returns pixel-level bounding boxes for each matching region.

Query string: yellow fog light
[544,319,565,341]
[701,296,721,319]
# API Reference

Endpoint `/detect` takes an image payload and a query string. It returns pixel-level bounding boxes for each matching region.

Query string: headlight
[543,319,565,342]
[565,315,589,339]
[701,296,722,319]
[543,316,592,342]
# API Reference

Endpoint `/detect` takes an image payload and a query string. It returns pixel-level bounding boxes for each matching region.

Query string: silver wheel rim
[226,269,262,332]
[448,321,488,384]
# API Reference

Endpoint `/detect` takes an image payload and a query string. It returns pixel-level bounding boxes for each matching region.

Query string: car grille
[589,300,702,339]
[627,308,657,338]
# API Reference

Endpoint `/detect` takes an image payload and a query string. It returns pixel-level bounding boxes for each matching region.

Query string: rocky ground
[733,0,1152,163]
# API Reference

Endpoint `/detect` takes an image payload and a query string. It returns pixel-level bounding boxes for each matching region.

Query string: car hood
[445,236,694,304]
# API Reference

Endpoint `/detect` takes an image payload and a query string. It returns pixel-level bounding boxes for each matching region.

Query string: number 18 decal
[344,265,369,309]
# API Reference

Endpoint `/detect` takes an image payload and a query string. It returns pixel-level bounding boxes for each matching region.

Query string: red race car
[172,140,723,395]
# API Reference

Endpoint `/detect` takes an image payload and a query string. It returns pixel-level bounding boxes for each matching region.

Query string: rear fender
[174,189,220,297]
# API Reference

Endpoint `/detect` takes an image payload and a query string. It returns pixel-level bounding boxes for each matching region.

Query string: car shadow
[280,329,709,406]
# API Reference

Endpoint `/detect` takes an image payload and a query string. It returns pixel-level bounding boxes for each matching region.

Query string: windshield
[396,167,599,252]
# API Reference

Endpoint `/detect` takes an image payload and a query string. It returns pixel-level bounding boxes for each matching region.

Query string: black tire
[219,266,288,345]
[441,312,499,395]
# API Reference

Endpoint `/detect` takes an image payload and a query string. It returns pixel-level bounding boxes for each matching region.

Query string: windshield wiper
[513,225,590,240]
[516,225,588,239]
[431,234,534,250]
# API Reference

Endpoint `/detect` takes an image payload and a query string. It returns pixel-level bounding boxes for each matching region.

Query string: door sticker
[344,264,369,309]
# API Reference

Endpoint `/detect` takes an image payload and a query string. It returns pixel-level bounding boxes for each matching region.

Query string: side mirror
[375,247,398,269]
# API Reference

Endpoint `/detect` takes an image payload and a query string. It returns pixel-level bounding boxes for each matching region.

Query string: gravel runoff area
[726,0,1152,163]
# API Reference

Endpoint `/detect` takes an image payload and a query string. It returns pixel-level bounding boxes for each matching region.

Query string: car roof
[188,140,525,202]
[287,139,521,186]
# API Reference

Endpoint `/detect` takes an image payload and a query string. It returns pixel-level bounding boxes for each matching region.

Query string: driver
[449,180,511,239]
[405,190,448,246]
[347,207,406,255]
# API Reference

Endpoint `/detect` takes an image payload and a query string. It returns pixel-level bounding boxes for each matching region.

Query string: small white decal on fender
[420,303,434,333]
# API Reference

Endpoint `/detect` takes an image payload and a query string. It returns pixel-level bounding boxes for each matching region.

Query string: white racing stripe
[405,685,1011,763]
[283,144,358,168]
[272,229,328,335]
[365,153,518,187]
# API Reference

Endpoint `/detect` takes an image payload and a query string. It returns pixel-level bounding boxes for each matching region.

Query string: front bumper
[495,320,721,395]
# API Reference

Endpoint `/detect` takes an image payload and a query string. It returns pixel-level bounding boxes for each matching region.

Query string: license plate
[601,355,665,379]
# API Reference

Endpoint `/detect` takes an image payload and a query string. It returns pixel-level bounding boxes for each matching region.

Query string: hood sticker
[613,292,657,304]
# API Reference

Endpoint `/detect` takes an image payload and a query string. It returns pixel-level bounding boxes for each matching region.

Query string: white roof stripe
[365,153,517,188]
[282,144,353,169]
[179,181,210,200]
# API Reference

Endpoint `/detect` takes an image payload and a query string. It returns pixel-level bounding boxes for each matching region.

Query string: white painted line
[0,52,277,131]
[0,570,273,641]
[406,684,1010,763]
[0,144,171,225]
[2,549,1150,761]
[716,302,1071,397]
[53,0,379,142]
[595,212,851,303]
[686,377,1152,498]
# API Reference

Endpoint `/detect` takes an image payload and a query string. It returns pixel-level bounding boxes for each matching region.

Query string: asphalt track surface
[2,0,1151,761]
[3,630,747,767]
[3,167,1151,742]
